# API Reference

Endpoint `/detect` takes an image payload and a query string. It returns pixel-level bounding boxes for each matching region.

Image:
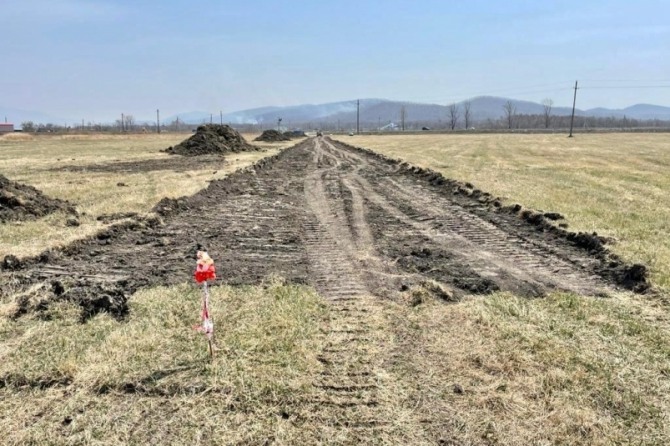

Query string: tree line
[18,101,670,134]
[20,115,199,134]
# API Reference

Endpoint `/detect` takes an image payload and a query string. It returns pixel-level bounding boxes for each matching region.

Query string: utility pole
[220,110,223,125]
[356,99,360,134]
[156,109,160,134]
[121,113,125,132]
[569,80,578,137]
[210,114,213,124]
[277,117,282,132]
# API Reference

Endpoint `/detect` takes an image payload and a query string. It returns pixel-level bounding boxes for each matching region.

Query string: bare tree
[503,100,517,129]
[400,105,406,131]
[542,98,553,129]
[448,103,459,130]
[21,121,35,132]
[124,115,135,132]
[463,101,472,130]
[168,117,182,131]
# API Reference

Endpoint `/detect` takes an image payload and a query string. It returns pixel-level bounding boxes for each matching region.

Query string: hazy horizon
[3,0,669,122]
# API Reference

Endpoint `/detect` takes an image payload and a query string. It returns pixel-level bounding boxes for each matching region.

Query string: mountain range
[3,97,670,128]
[166,97,670,127]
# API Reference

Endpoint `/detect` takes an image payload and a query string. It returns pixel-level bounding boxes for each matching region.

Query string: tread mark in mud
[297,295,389,441]
[4,135,640,315]
[321,138,615,297]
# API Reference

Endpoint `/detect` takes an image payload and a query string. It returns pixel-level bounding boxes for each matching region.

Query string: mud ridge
[0,174,76,223]
[50,156,228,174]
[329,138,650,293]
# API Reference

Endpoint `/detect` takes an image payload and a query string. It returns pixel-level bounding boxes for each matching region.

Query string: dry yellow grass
[2,132,670,444]
[0,132,294,259]
[339,133,670,291]
[0,133,34,141]
[383,289,670,445]
[0,279,328,445]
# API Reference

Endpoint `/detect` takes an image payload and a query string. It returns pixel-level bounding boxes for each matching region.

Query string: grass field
[1,132,669,444]
[339,133,670,291]
[0,132,292,259]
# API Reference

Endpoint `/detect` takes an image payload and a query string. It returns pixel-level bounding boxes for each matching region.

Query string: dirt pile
[0,175,75,223]
[284,130,306,138]
[254,129,292,142]
[164,124,259,156]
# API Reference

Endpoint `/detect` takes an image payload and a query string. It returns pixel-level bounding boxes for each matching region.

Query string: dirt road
[3,136,646,316]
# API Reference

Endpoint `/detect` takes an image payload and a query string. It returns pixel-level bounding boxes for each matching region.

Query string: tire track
[298,138,389,440]
[321,138,610,297]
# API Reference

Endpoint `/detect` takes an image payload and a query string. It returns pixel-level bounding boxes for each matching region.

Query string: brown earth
[163,124,260,156]
[254,129,292,142]
[49,155,228,173]
[0,174,75,223]
[1,136,648,320]
[285,130,307,138]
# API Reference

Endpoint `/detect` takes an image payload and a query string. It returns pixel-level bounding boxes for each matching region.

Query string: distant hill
[3,98,670,128]
[169,97,670,127]
[163,100,390,126]
[585,104,670,120]
[461,97,574,121]
[226,99,389,125]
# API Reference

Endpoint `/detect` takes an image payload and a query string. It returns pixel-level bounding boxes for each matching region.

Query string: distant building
[0,123,15,134]
[380,122,399,131]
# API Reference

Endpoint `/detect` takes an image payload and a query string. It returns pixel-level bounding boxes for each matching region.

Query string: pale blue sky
[2,0,669,121]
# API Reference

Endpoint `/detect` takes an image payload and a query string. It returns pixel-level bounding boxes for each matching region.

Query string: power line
[581,85,670,89]
[581,79,670,83]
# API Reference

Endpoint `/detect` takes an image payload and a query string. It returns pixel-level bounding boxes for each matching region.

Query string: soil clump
[164,124,259,156]
[254,130,292,142]
[0,174,75,223]
[284,130,306,138]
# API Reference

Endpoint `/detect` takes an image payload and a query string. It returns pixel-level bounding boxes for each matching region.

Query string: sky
[2,0,669,122]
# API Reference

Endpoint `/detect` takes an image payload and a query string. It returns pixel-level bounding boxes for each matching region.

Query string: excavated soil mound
[254,129,292,142]
[164,124,259,156]
[0,175,75,223]
[284,130,306,138]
